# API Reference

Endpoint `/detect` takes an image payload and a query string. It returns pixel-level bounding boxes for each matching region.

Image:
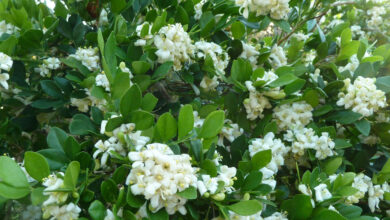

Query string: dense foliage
[1,0,390,219]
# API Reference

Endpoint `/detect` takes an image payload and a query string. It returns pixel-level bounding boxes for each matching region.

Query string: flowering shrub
[1,0,390,219]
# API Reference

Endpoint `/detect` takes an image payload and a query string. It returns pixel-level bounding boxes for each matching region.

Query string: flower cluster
[235,0,291,20]
[154,23,194,71]
[273,101,313,130]
[249,132,290,188]
[35,57,61,77]
[284,127,336,160]
[0,20,19,36]
[42,173,81,220]
[195,41,229,75]
[337,76,387,117]
[243,81,272,120]
[0,52,13,89]
[69,47,100,71]
[126,143,197,215]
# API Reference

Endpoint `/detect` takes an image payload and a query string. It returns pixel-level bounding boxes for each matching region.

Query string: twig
[277,1,356,45]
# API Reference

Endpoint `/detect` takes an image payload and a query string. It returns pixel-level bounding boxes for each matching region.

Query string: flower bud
[73,192,79,198]
[243,193,250,200]
[212,193,225,201]
[263,90,286,99]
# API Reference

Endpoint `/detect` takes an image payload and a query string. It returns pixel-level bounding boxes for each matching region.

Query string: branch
[277,1,356,45]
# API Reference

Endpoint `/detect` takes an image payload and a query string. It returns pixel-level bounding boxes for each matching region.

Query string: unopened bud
[243,193,250,200]
[73,192,79,198]
[212,193,225,201]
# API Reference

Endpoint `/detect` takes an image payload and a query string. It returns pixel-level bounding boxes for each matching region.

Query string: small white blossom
[239,42,260,69]
[195,40,229,74]
[337,76,387,117]
[235,0,291,20]
[42,203,81,220]
[69,47,100,71]
[200,75,219,91]
[314,183,332,202]
[273,101,313,130]
[243,81,272,120]
[95,72,110,92]
[154,23,194,71]
[269,45,287,68]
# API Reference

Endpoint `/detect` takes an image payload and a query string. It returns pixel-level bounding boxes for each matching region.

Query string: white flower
[243,81,272,120]
[338,54,359,74]
[228,210,262,220]
[347,173,372,204]
[273,101,313,130]
[135,22,153,46]
[195,40,229,74]
[0,52,13,72]
[42,173,68,206]
[193,111,205,128]
[95,72,110,92]
[368,184,384,212]
[337,76,387,117]
[93,137,126,167]
[194,0,207,20]
[128,130,150,151]
[302,49,316,66]
[314,183,332,202]
[126,143,197,215]
[298,184,312,196]
[21,205,42,220]
[70,97,91,112]
[292,32,309,41]
[119,61,134,80]
[197,175,219,195]
[218,120,243,146]
[239,42,259,69]
[44,57,61,70]
[0,20,19,36]
[154,23,194,71]
[99,9,109,26]
[269,45,287,68]
[235,0,291,20]
[0,73,9,89]
[284,127,335,159]
[42,203,81,220]
[249,132,290,176]
[367,6,386,27]
[104,209,115,220]
[69,47,100,71]
[264,211,288,220]
[200,75,219,91]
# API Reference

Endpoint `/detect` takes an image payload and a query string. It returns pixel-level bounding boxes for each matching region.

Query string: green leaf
[323,157,342,175]
[327,110,362,124]
[201,159,218,177]
[303,89,319,107]
[120,85,142,118]
[69,114,97,135]
[337,41,360,61]
[64,136,81,160]
[177,186,197,199]
[340,28,352,47]
[130,110,154,130]
[31,187,47,206]
[132,61,151,75]
[281,194,313,220]
[63,161,80,190]
[312,209,346,220]
[0,156,30,199]
[105,33,117,78]
[88,200,106,220]
[263,122,277,135]
[127,188,145,208]
[231,59,252,83]
[156,112,177,142]
[61,57,91,75]
[152,61,173,79]
[105,116,124,132]
[40,80,62,98]
[375,76,390,93]
[354,119,370,136]
[24,151,50,182]
[178,104,194,140]
[269,74,298,88]
[111,0,127,13]
[198,110,225,139]
[148,208,169,220]
[112,71,130,99]
[242,170,263,191]
[199,11,215,37]
[251,150,272,170]
[334,204,362,219]
[141,93,158,112]
[101,179,118,203]
[361,55,384,63]
[227,200,263,216]
[334,139,352,149]
[285,78,306,95]
[47,127,68,151]
[231,21,246,39]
